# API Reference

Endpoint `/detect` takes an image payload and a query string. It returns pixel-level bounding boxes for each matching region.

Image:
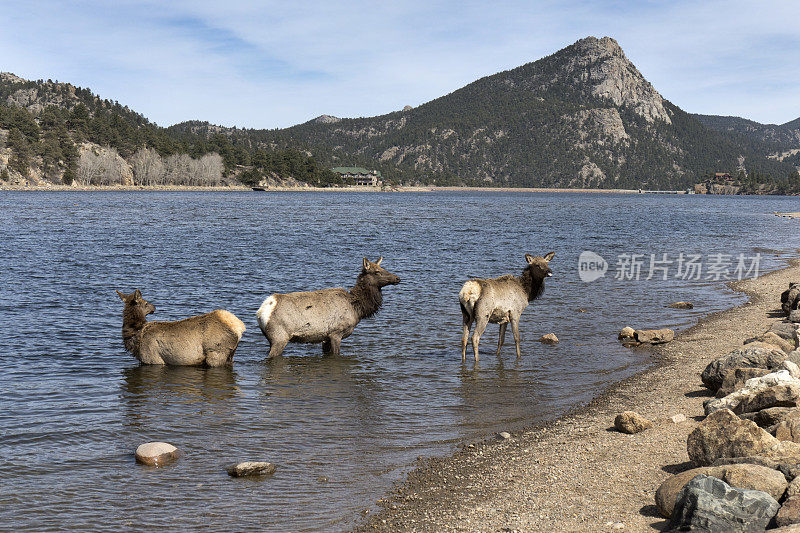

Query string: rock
[788,477,800,498]
[655,464,787,518]
[701,346,788,392]
[670,413,687,424]
[715,367,772,398]
[538,333,559,344]
[791,310,800,323]
[634,328,674,344]
[761,331,798,354]
[227,461,276,477]
[705,370,800,415]
[687,409,778,466]
[778,496,800,527]
[668,474,779,532]
[790,351,800,367]
[711,455,784,471]
[776,411,800,443]
[773,524,800,532]
[746,406,796,428]
[618,326,635,340]
[135,442,179,466]
[668,301,694,309]
[782,283,800,315]
[783,360,800,379]
[614,411,652,434]
[496,431,511,440]
[770,322,800,347]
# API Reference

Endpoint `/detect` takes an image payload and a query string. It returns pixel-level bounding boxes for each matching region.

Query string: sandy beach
[358,257,800,532]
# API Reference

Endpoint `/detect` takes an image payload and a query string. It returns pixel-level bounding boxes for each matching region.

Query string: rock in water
[687,409,778,466]
[618,326,635,340]
[614,411,652,434]
[538,333,559,344]
[634,328,674,344]
[668,301,694,309]
[227,462,276,477]
[777,496,800,527]
[655,464,787,518]
[701,346,787,392]
[135,442,179,466]
[668,474,779,532]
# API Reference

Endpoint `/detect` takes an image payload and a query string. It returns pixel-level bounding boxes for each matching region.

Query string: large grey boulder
[742,406,796,428]
[701,346,788,392]
[227,461,276,478]
[655,463,787,518]
[770,322,800,347]
[782,283,800,315]
[688,409,779,466]
[667,474,779,532]
[705,370,800,415]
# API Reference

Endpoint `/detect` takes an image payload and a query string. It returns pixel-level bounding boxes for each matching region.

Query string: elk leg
[510,317,521,358]
[461,318,473,362]
[267,335,289,358]
[471,314,489,362]
[324,335,341,357]
[496,323,507,356]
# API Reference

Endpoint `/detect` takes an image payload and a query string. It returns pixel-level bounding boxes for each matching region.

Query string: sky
[1,0,798,129]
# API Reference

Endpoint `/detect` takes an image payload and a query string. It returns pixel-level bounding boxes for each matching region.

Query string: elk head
[361,256,401,287]
[116,289,156,317]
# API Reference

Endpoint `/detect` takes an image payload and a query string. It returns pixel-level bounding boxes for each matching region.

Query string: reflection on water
[1,191,800,531]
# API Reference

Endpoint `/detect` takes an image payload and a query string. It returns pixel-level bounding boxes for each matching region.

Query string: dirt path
[358,259,800,532]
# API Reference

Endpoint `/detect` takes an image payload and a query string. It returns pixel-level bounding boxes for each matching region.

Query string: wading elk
[256,257,400,358]
[459,252,554,361]
[116,289,246,366]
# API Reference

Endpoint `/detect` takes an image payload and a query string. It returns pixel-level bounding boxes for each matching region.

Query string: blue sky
[1,0,798,128]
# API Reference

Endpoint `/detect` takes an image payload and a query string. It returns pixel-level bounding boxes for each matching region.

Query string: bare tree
[78,146,130,185]
[130,148,165,186]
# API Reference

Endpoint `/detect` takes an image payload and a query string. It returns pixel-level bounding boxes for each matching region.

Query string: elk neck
[518,268,545,302]
[121,306,148,352]
[349,274,384,319]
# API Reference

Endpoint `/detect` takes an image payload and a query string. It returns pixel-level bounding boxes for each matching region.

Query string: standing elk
[116,289,246,366]
[459,252,554,361]
[256,257,401,358]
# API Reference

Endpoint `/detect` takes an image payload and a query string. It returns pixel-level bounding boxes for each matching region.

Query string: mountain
[0,73,339,186]
[2,36,799,191]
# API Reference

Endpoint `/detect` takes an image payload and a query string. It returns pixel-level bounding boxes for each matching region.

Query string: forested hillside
[0,73,339,186]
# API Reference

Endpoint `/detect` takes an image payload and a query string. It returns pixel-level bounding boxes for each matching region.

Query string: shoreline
[357,256,800,532]
[0,183,686,194]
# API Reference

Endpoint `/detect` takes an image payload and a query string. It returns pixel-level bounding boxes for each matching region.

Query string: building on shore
[331,167,382,186]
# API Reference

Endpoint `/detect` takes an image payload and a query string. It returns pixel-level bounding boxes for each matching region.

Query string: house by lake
[331,167,382,186]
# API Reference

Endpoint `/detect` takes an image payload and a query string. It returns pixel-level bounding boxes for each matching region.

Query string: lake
[1,190,799,531]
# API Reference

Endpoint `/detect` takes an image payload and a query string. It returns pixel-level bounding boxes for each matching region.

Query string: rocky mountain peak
[314,114,341,124]
[570,36,625,62]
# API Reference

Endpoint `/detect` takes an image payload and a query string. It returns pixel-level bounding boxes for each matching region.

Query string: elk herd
[117,252,555,366]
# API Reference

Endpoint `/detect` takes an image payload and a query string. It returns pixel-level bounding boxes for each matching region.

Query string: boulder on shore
[777,495,800,528]
[135,442,179,466]
[705,370,800,415]
[227,461,276,478]
[655,463,787,518]
[634,328,674,344]
[715,367,772,398]
[667,474,779,532]
[701,346,787,392]
[614,411,652,434]
[687,409,778,466]
[618,327,636,340]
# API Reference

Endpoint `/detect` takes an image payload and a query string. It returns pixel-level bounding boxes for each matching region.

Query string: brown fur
[117,289,246,367]
[459,252,554,361]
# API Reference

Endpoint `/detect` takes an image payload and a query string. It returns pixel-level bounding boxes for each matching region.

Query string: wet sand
[358,257,800,532]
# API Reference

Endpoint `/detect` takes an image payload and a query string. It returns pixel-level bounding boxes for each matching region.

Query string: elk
[459,252,554,361]
[256,257,400,358]
[116,289,246,367]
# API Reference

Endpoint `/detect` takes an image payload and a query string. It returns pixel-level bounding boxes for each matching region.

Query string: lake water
[1,190,799,531]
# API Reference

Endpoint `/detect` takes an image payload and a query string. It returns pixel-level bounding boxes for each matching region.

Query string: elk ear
[363,257,371,271]
[133,289,142,300]
[525,253,535,264]
[116,290,127,301]
[543,251,555,262]
[375,256,383,267]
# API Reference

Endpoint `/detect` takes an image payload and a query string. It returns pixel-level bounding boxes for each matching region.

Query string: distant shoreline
[0,183,687,194]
